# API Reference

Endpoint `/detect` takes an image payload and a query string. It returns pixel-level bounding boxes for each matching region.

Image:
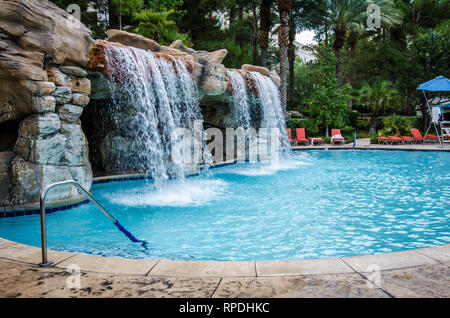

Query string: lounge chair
[387,136,403,144]
[295,128,309,145]
[410,128,425,143]
[400,136,415,144]
[410,128,437,144]
[331,129,345,145]
[287,128,296,146]
[425,134,439,143]
[376,137,390,144]
[309,137,325,145]
[376,136,403,145]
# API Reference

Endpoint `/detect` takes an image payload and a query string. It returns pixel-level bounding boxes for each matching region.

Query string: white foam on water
[106,179,229,207]
[223,159,311,176]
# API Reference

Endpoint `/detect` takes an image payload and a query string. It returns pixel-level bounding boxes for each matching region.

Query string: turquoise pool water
[1,150,449,261]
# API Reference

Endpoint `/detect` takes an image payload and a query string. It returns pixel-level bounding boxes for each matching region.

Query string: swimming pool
[1,150,449,261]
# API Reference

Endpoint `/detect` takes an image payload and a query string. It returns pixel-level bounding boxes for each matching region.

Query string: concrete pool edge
[0,237,448,277]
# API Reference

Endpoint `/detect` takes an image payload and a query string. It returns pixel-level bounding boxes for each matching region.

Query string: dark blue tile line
[0,199,90,219]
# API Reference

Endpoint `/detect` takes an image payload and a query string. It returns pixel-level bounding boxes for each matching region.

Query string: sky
[295,30,317,45]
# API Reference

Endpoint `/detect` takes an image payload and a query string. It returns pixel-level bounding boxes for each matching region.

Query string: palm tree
[277,0,293,112]
[251,1,259,65]
[259,0,273,67]
[328,0,402,88]
[357,79,399,133]
[288,15,296,103]
[132,10,191,46]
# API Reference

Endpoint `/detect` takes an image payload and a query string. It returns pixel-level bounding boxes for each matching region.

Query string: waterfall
[103,45,210,186]
[226,69,252,128]
[249,71,290,153]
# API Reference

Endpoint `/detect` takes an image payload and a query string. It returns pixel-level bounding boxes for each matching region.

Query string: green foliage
[285,118,319,136]
[111,0,144,16]
[379,115,412,136]
[305,45,351,132]
[355,79,400,132]
[356,119,369,131]
[132,9,192,46]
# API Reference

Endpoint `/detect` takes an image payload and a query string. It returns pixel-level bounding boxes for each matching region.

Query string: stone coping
[0,237,448,277]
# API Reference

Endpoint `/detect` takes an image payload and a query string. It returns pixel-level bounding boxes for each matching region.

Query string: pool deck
[0,143,449,298]
[0,237,449,298]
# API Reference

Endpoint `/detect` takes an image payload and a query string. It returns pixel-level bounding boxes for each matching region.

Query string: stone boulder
[200,63,227,96]
[8,156,79,204]
[198,49,228,65]
[0,0,94,123]
[107,29,160,52]
[0,151,15,205]
[57,104,84,123]
[241,64,270,76]
[60,123,89,166]
[268,71,281,87]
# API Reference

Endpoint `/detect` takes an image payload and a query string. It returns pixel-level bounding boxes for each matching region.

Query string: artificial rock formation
[0,0,94,205]
[0,0,281,206]
[87,29,280,129]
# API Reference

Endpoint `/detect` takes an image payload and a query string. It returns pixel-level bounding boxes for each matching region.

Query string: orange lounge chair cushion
[411,128,425,140]
[287,128,294,141]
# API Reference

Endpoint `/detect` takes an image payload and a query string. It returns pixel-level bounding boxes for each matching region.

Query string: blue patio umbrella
[417,75,450,146]
[417,75,450,92]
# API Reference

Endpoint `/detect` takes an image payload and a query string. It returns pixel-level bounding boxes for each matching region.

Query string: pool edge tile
[148,260,256,277]
[55,254,158,276]
[255,258,354,276]
[341,250,438,273]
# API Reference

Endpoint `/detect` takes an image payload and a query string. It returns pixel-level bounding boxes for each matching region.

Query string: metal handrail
[39,180,142,267]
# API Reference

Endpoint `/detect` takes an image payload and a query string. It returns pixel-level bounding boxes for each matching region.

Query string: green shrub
[376,115,423,133]
[285,118,319,136]
[380,115,412,136]
[356,119,370,131]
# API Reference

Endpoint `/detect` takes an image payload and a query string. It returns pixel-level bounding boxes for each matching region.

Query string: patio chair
[295,128,309,145]
[287,128,296,146]
[424,134,439,143]
[376,137,390,144]
[400,136,415,144]
[308,137,325,145]
[386,136,403,144]
[410,128,437,144]
[331,129,345,145]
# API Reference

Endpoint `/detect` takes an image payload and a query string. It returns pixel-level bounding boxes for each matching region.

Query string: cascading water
[249,71,290,153]
[103,45,210,187]
[226,69,252,128]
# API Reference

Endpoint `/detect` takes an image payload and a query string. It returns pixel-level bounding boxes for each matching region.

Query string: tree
[328,0,402,88]
[357,79,399,133]
[251,1,259,65]
[307,45,350,136]
[132,9,191,46]
[277,0,293,112]
[259,0,273,66]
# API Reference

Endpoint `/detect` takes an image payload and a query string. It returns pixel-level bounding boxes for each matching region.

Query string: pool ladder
[39,180,143,267]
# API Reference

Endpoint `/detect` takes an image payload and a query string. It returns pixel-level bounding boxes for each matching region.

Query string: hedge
[285,118,319,136]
